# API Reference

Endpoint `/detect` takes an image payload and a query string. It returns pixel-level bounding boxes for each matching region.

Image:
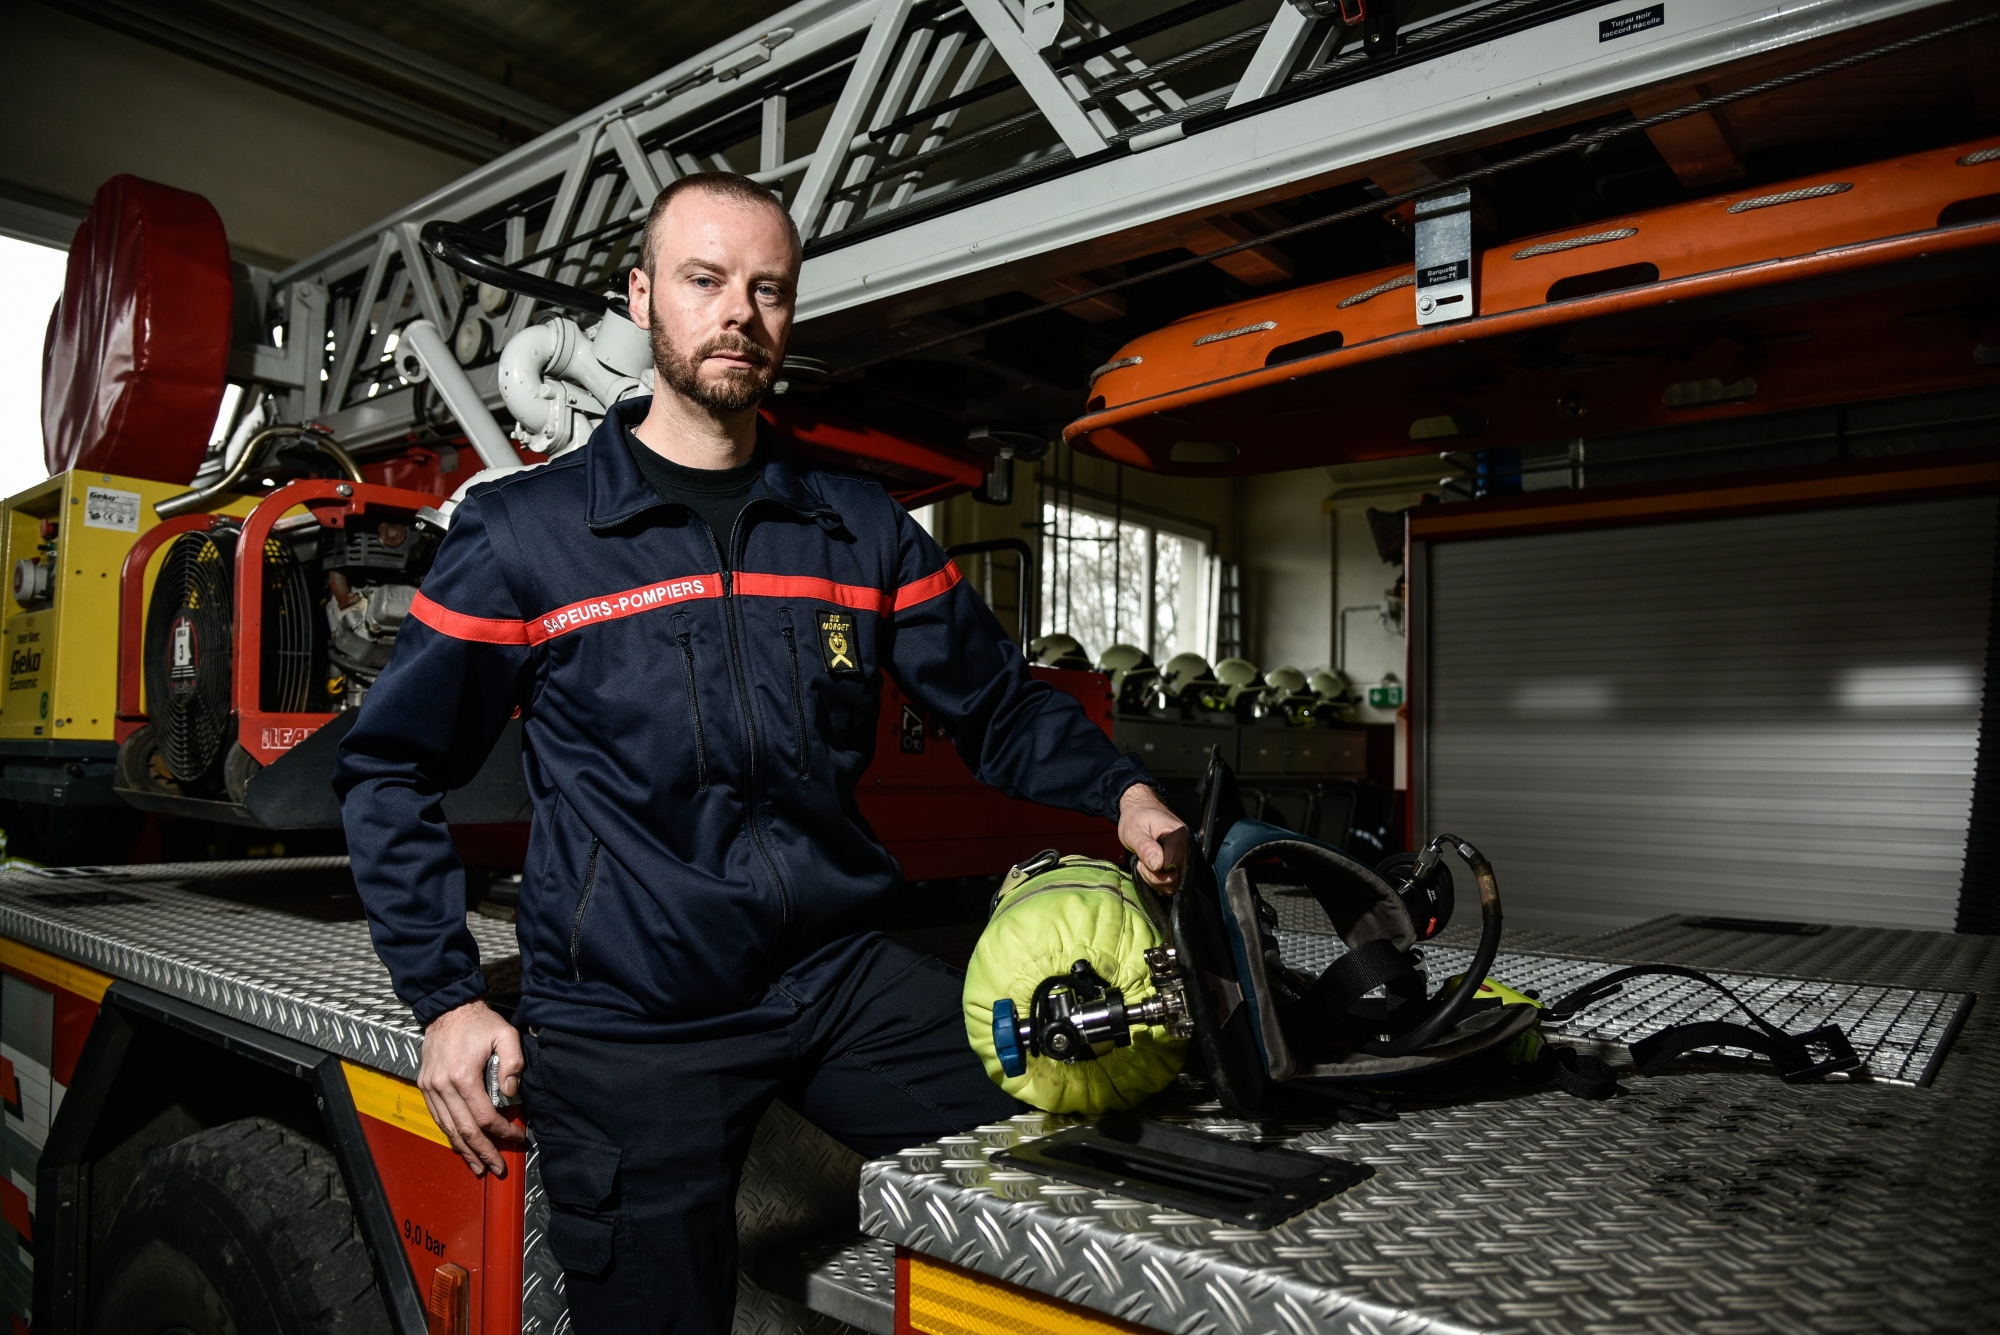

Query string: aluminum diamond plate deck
[0,859,863,1335]
[10,861,1992,1332]
[860,922,1999,1335]
[0,859,478,1079]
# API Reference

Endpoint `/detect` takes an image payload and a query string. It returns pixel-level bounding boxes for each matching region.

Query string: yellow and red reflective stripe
[410,561,962,645]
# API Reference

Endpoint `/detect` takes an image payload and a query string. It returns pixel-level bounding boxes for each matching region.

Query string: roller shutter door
[1421,495,1995,934]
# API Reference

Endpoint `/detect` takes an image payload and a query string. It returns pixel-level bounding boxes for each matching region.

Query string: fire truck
[3,0,1996,1330]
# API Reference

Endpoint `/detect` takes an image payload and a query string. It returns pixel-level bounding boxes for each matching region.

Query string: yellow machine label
[906,1253,1155,1335]
[6,618,46,694]
[0,470,255,741]
[3,612,54,732]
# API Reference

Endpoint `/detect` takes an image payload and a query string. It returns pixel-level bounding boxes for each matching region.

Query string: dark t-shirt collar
[622,423,764,498]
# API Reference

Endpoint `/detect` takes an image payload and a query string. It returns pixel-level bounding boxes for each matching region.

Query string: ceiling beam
[48,0,528,159]
[203,0,568,132]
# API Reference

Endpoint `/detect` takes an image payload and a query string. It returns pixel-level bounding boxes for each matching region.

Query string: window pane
[1040,501,1150,661]
[1153,530,1181,659]
[1154,532,1210,661]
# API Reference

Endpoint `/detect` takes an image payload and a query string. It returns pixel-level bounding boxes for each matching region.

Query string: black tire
[116,723,178,797]
[223,743,262,806]
[87,1117,390,1335]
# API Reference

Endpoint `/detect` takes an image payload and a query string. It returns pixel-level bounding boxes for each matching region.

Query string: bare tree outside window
[1040,499,1214,664]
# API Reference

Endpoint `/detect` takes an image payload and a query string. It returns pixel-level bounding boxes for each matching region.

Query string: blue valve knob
[992,997,1026,1077]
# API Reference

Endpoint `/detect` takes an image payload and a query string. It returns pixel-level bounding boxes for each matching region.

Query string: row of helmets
[1025,635,1356,725]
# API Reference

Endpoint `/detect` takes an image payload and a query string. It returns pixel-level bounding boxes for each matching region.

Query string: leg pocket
[537,1133,622,1278]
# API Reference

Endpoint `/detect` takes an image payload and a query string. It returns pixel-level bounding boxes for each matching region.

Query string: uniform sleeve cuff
[410,970,490,1026]
[1098,753,1162,821]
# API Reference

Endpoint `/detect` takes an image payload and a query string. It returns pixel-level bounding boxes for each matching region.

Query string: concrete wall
[1242,468,1331,675]
[0,5,478,268]
[1325,457,1434,726]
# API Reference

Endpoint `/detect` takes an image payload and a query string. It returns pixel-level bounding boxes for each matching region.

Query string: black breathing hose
[418,221,611,316]
[1372,833,1503,1055]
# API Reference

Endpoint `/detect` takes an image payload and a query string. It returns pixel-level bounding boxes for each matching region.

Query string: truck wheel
[88,1117,390,1335]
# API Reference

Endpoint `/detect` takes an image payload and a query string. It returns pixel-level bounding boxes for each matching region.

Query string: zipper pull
[721,569,733,594]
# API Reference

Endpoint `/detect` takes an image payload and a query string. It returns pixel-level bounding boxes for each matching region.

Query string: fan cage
[260,536,322,714]
[144,529,236,784]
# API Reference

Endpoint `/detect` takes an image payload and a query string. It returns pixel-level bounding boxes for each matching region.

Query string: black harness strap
[1549,965,1862,1084]
[1300,938,1419,1030]
[1549,1046,1621,1100]
[1629,1021,1860,1082]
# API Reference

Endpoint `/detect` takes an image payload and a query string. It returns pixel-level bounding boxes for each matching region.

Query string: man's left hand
[1119,784,1189,892]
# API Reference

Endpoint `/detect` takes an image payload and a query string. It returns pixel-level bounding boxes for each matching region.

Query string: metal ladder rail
[245,0,1953,455]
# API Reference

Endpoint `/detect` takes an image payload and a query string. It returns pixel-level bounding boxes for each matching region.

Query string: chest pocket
[671,611,709,789]
[778,611,811,776]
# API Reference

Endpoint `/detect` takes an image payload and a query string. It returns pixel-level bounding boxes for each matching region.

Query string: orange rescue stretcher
[1065,137,2000,472]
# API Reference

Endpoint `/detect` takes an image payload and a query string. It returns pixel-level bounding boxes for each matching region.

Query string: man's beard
[650,303,777,413]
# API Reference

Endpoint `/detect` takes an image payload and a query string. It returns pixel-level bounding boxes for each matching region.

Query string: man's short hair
[640,172,803,276]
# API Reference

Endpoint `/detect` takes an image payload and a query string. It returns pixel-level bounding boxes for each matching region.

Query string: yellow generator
[0,471,250,804]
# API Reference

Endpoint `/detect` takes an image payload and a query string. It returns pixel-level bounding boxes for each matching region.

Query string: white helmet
[1160,652,1214,698]
[1264,665,1308,695]
[1096,643,1152,679]
[1213,657,1261,688]
[1308,668,1350,701]
[1027,633,1092,670]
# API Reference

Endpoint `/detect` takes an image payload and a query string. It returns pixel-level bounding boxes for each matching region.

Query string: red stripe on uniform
[891,562,962,612]
[525,575,722,643]
[734,563,962,614]
[733,572,892,613]
[412,562,960,646]
[408,592,532,644]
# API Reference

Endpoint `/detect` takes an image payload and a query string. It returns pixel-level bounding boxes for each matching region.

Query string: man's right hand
[419,999,526,1177]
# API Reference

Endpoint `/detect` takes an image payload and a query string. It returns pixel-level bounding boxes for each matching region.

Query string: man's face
[628,191,798,413]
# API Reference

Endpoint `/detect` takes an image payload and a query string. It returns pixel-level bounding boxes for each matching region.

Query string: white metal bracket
[960,0,1107,159]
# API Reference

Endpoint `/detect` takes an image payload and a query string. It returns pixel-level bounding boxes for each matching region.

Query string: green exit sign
[1368,682,1404,708]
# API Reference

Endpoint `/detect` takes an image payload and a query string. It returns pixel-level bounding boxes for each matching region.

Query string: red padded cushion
[42,175,233,484]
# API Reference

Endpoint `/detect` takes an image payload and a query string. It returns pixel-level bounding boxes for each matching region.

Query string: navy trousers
[520,936,1017,1334]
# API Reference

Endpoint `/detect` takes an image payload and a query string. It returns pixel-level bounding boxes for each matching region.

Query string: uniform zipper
[569,836,601,982]
[711,508,792,932]
[675,623,709,788]
[779,617,809,776]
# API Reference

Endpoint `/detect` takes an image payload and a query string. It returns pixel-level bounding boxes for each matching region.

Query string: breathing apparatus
[968,753,1864,1116]
[963,769,1532,1114]
[1358,832,1501,1056]
[964,853,1189,1113]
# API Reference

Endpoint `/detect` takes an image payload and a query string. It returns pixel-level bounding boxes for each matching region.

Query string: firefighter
[336,172,1187,1334]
